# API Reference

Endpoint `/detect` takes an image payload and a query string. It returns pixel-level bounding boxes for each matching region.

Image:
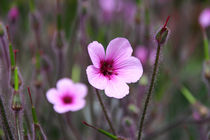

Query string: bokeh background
[0,0,210,140]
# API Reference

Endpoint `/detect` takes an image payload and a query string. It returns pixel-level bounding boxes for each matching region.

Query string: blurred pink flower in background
[86,37,143,99]
[99,0,136,23]
[120,1,136,24]
[199,8,210,28]
[99,0,117,21]
[8,6,19,22]
[135,46,148,65]
[46,78,87,113]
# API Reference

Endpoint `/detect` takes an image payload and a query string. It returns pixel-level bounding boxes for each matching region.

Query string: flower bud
[8,6,19,23]
[155,27,169,45]
[11,90,22,112]
[155,16,170,45]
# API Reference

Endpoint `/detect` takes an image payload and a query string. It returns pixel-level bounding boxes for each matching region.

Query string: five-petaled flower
[86,37,143,99]
[46,78,87,113]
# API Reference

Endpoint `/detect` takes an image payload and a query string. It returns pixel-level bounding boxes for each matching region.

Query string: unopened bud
[0,23,4,37]
[203,60,210,83]
[11,91,22,112]
[155,16,170,45]
[155,27,169,45]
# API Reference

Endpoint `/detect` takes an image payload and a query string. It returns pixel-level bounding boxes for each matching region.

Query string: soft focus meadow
[0,0,210,140]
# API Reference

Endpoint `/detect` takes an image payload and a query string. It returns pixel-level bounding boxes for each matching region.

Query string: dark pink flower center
[100,60,117,77]
[62,95,73,104]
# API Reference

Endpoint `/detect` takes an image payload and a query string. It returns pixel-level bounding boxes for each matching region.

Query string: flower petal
[74,83,88,98]
[56,78,73,92]
[115,56,143,83]
[53,99,86,113]
[86,65,108,90]
[88,41,105,68]
[46,88,60,104]
[106,38,133,62]
[105,76,129,99]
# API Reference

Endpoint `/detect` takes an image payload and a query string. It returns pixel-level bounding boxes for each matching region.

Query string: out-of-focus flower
[86,37,143,99]
[199,8,210,28]
[8,6,19,23]
[119,1,136,24]
[135,46,148,65]
[99,0,117,21]
[99,0,136,23]
[46,78,87,113]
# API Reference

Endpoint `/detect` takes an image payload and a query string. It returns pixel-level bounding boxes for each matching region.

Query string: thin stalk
[95,89,116,135]
[137,43,161,140]
[83,121,118,140]
[0,95,14,140]
[0,37,10,70]
[57,49,63,79]
[65,113,82,140]
[202,28,209,60]
[15,112,21,140]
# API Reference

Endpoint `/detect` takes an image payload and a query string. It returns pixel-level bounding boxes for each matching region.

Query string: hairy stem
[95,89,116,135]
[0,95,14,140]
[65,113,82,140]
[137,43,161,140]
[15,112,21,140]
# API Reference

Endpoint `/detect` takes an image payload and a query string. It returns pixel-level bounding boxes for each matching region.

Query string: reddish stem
[27,87,33,106]
[6,25,11,42]
[14,49,18,66]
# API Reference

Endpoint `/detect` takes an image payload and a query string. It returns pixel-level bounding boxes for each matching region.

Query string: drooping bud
[0,23,4,37]
[155,16,170,45]
[203,59,210,83]
[11,90,22,112]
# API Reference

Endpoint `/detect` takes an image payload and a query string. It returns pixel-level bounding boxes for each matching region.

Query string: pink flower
[46,78,87,113]
[135,46,148,64]
[86,38,143,99]
[8,6,19,22]
[99,0,117,21]
[199,8,210,28]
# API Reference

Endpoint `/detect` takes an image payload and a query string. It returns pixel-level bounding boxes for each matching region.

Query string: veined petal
[114,56,143,83]
[86,65,108,90]
[106,38,133,62]
[105,76,129,99]
[88,41,105,68]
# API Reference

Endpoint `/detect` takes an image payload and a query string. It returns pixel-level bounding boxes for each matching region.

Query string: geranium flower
[199,8,210,28]
[46,78,87,113]
[86,37,143,99]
